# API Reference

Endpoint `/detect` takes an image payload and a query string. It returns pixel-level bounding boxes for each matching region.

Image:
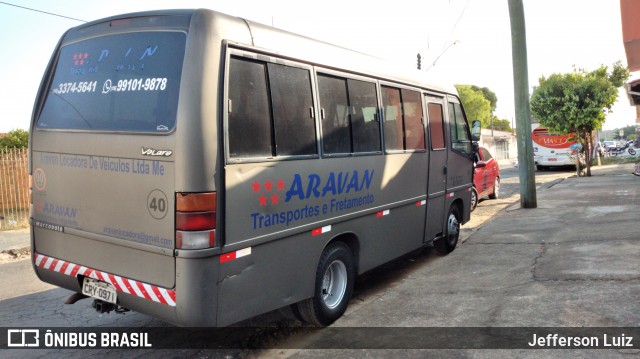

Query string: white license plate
[82,277,117,304]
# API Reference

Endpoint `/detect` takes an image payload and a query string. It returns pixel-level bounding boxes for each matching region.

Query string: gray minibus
[30,9,475,327]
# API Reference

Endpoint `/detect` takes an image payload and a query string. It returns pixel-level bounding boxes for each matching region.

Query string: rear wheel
[470,187,478,212]
[435,205,461,255]
[296,242,354,326]
[488,177,500,199]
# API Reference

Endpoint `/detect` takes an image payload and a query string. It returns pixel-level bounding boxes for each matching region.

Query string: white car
[602,141,616,150]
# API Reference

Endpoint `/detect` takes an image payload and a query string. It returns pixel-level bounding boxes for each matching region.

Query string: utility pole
[508,0,537,208]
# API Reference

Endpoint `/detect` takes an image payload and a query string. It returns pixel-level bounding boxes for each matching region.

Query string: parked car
[471,147,500,212]
[602,141,617,151]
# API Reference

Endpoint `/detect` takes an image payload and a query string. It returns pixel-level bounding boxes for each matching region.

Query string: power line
[440,0,470,51]
[450,0,470,34]
[0,1,86,22]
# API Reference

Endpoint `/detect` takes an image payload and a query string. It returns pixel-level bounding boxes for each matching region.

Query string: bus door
[424,95,448,241]
[447,96,474,227]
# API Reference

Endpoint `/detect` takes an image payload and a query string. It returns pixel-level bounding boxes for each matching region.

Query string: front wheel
[629,148,636,156]
[435,205,461,255]
[296,242,355,326]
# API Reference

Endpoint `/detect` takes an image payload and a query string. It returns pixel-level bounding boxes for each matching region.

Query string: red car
[471,147,500,211]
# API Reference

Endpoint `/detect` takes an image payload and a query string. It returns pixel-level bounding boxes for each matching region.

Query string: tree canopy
[455,84,512,132]
[455,84,492,128]
[0,129,29,148]
[471,85,497,113]
[530,61,629,176]
[491,118,513,132]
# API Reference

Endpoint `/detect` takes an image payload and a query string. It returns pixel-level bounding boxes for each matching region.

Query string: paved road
[463,164,573,240]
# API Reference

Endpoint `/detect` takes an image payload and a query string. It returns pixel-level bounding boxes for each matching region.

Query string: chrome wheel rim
[447,212,460,241]
[471,190,477,210]
[321,260,347,309]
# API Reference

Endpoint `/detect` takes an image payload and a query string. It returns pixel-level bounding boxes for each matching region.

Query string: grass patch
[598,156,639,165]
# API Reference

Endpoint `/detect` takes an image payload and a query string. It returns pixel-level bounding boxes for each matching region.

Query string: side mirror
[476,161,487,168]
[471,120,481,142]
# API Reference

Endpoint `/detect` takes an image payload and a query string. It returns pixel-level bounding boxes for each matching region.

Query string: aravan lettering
[43,203,77,218]
[285,170,374,202]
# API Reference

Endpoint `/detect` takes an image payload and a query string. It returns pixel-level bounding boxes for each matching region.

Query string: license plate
[548,158,557,162]
[82,277,117,304]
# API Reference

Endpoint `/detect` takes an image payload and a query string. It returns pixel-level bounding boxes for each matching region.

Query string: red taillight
[176,211,216,231]
[176,192,217,249]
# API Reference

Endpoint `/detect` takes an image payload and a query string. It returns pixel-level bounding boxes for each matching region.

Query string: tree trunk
[585,131,592,177]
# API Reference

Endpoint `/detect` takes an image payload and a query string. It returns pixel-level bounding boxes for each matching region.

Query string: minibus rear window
[37,31,186,133]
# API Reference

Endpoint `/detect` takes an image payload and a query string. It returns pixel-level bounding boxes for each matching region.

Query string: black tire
[435,205,461,255]
[278,304,304,322]
[488,177,500,199]
[470,187,478,212]
[296,242,354,326]
[629,148,636,156]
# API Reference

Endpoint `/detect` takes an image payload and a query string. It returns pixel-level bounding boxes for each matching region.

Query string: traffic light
[417,53,422,70]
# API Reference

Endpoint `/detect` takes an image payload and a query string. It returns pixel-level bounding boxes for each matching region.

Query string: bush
[599,156,638,165]
[0,129,29,148]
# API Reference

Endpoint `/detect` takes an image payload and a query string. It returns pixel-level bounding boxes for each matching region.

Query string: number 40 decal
[147,189,168,220]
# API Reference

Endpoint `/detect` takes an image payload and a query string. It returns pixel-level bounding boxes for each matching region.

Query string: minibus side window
[382,86,425,152]
[382,87,403,151]
[317,74,351,154]
[268,63,316,156]
[228,58,272,158]
[401,89,425,150]
[348,79,380,153]
[317,74,381,155]
[228,57,317,159]
[428,103,446,150]
[448,102,471,155]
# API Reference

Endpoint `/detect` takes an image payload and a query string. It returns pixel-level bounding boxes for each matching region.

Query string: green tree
[491,117,513,132]
[530,61,629,176]
[455,84,492,129]
[471,85,498,113]
[0,129,29,148]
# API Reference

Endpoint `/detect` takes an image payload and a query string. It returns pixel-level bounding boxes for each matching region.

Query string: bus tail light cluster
[175,192,217,249]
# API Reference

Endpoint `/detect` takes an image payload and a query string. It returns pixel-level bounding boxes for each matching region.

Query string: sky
[0,0,637,133]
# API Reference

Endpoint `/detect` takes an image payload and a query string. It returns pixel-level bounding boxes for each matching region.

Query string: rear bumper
[535,156,575,166]
[34,252,176,306]
[32,250,220,326]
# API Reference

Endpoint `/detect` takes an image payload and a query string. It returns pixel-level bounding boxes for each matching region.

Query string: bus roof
[70,8,458,96]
